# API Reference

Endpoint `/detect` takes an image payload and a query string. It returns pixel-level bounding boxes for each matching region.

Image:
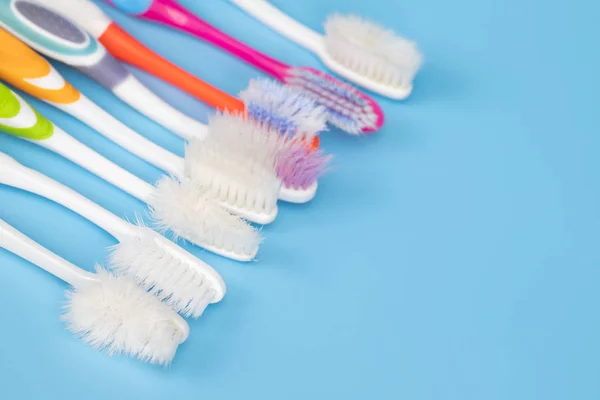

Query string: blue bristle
[240,79,328,137]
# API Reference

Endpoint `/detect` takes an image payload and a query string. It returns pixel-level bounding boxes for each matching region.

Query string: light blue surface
[0,0,598,399]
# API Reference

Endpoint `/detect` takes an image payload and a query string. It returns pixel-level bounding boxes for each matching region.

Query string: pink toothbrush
[105,0,385,135]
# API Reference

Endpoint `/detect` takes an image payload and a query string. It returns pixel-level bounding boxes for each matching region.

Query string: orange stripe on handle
[99,23,244,113]
[0,29,80,104]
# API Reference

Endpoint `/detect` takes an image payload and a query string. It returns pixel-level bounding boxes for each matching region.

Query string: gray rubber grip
[14,0,87,44]
[77,52,131,90]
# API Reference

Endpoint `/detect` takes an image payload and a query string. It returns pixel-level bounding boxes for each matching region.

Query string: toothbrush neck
[141,0,290,79]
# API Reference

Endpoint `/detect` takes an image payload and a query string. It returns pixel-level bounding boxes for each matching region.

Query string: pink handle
[138,0,290,80]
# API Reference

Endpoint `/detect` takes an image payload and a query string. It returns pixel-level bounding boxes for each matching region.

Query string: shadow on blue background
[0,0,598,399]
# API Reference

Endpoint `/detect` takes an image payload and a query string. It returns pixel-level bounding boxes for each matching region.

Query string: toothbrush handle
[229,0,325,54]
[99,23,245,113]
[33,0,245,113]
[0,218,96,288]
[0,152,137,241]
[0,28,186,177]
[0,0,127,86]
[0,28,81,106]
[55,95,187,178]
[0,1,204,140]
[0,83,53,140]
[107,0,291,80]
[0,84,156,203]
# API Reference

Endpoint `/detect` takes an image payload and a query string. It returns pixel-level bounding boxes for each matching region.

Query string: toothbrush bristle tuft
[277,139,332,190]
[109,228,217,318]
[62,267,185,365]
[284,67,384,134]
[240,79,328,138]
[149,176,261,259]
[187,113,282,217]
[324,14,422,91]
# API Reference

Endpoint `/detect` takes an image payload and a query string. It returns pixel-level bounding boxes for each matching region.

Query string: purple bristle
[277,140,332,190]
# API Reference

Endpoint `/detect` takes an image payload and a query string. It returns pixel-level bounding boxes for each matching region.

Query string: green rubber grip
[0,83,54,139]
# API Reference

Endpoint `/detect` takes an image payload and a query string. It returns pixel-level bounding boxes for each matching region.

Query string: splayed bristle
[324,14,422,90]
[62,267,186,365]
[285,67,384,134]
[109,227,218,318]
[148,176,262,260]
[186,113,281,218]
[239,78,327,139]
[278,139,332,190]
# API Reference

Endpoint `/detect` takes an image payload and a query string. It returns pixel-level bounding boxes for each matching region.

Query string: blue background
[0,0,598,399]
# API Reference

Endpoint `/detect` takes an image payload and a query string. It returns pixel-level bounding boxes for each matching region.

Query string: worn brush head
[186,113,281,223]
[284,67,385,134]
[323,14,422,99]
[277,138,332,203]
[109,226,225,319]
[148,176,261,261]
[239,78,328,139]
[239,80,331,202]
[62,267,188,366]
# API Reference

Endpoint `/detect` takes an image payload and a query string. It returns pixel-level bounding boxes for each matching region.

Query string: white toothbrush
[0,82,260,261]
[230,0,423,99]
[0,151,226,319]
[0,218,189,365]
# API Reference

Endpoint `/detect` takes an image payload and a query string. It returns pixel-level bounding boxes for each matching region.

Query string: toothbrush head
[284,67,385,134]
[186,113,281,224]
[277,138,331,203]
[239,80,331,202]
[62,267,188,366]
[322,14,423,100]
[239,78,328,139]
[149,176,262,261]
[109,226,226,319]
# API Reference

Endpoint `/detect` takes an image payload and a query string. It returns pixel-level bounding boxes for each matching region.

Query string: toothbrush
[100,0,385,134]
[19,0,325,152]
[0,82,261,261]
[0,0,206,141]
[228,1,423,100]
[0,151,226,319]
[0,218,188,365]
[0,24,328,206]
[0,28,279,217]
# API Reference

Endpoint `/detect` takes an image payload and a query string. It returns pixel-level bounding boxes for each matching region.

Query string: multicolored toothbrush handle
[0,82,54,140]
[0,0,132,91]
[0,28,81,106]
[106,0,291,80]
[33,0,244,113]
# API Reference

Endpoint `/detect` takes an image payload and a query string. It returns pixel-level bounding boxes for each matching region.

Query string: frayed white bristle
[185,113,282,218]
[324,14,423,89]
[62,267,186,366]
[148,176,261,260]
[109,226,218,318]
[239,78,328,139]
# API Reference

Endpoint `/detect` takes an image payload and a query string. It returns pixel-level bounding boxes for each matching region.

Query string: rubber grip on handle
[0,28,81,104]
[0,83,54,140]
[99,23,245,113]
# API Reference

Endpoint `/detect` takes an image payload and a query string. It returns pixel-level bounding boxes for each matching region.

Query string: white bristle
[185,113,282,218]
[324,14,423,89]
[239,79,328,138]
[62,267,186,366]
[109,227,217,318]
[148,175,261,260]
